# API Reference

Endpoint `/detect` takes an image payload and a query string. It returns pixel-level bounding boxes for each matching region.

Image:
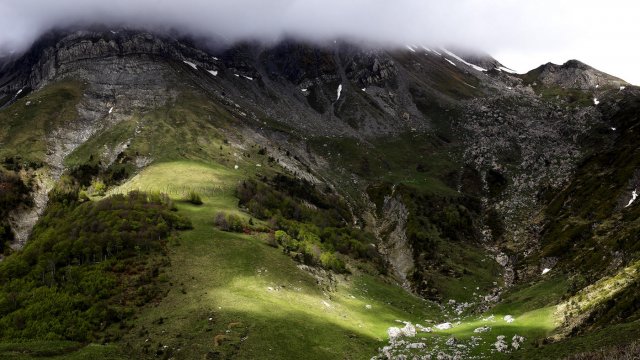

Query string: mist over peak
[0,1,638,83]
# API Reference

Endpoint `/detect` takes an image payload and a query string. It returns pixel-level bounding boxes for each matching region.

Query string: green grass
[0,341,124,359]
[430,242,502,302]
[512,320,640,359]
[0,81,83,165]
[65,89,280,178]
[493,276,569,315]
[101,160,571,359]
[308,132,460,209]
[105,160,441,359]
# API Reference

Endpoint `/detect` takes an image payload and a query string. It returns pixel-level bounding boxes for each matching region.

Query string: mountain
[0,28,638,359]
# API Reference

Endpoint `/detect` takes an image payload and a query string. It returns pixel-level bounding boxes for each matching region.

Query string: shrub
[214,212,229,231]
[320,252,347,273]
[186,190,203,205]
[214,212,245,232]
[257,232,278,248]
[90,179,106,196]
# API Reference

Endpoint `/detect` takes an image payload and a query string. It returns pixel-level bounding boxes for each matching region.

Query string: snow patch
[183,61,197,70]
[207,70,218,76]
[497,66,517,74]
[541,268,551,275]
[242,75,254,80]
[108,107,113,114]
[620,86,626,91]
[441,48,487,71]
[593,98,600,105]
[406,45,416,53]
[16,89,23,95]
[336,84,342,100]
[611,127,617,131]
[361,88,366,92]
[234,165,239,170]
[445,58,456,66]
[625,190,638,207]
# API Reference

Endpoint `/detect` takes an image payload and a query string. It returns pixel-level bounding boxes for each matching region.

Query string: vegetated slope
[0,28,639,358]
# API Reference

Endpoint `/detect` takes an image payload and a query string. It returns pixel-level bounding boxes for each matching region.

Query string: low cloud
[0,0,638,83]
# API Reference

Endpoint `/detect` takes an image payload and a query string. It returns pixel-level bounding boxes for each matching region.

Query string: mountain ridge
[0,28,638,359]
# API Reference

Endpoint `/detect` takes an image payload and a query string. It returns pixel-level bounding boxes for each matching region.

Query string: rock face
[528,60,628,90]
[372,193,414,289]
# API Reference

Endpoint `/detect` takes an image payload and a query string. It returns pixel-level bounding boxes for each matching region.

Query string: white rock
[365,304,372,309]
[400,323,416,337]
[473,326,491,333]
[541,268,551,275]
[494,336,508,352]
[387,327,402,340]
[435,322,453,330]
[504,315,515,323]
[234,165,239,170]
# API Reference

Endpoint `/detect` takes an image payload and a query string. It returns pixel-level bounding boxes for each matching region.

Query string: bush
[90,179,106,196]
[186,190,203,205]
[214,212,245,232]
[257,232,278,248]
[320,252,347,273]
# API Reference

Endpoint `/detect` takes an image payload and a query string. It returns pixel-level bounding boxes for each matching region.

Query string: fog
[0,0,638,83]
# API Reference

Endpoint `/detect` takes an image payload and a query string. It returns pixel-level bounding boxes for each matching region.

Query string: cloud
[0,0,639,83]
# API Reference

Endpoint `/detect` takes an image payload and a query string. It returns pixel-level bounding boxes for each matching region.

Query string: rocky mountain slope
[0,28,638,359]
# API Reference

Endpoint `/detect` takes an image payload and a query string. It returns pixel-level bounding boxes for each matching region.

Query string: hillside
[0,29,638,359]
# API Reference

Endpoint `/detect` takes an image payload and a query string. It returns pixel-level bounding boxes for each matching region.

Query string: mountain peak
[526,59,628,90]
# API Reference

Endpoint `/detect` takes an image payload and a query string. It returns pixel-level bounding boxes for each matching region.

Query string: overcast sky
[0,0,638,84]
